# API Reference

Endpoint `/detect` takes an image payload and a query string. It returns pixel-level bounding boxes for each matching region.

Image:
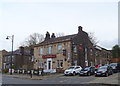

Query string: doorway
[47,58,52,70]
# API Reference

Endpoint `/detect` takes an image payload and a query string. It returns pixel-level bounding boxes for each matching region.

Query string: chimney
[78,26,83,33]
[19,46,24,55]
[51,33,56,38]
[30,48,34,55]
[45,31,50,41]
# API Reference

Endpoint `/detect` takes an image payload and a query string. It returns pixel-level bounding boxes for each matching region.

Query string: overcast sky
[0,0,118,51]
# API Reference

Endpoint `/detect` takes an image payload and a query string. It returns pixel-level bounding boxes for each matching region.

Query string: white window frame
[73,46,77,53]
[39,48,43,55]
[56,60,59,68]
[47,46,52,54]
[60,60,63,68]
[57,44,62,53]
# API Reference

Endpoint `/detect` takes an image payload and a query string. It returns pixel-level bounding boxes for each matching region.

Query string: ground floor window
[57,60,59,68]
[56,60,63,68]
[60,60,63,68]
[39,62,44,68]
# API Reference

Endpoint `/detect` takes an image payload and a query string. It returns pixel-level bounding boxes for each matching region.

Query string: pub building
[34,26,111,73]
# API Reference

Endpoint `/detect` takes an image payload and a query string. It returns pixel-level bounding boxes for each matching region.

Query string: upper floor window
[47,46,52,54]
[39,48,43,55]
[58,44,62,52]
[73,46,77,53]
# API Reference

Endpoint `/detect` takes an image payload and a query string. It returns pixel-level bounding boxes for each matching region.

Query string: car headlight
[84,71,88,73]
[102,71,106,73]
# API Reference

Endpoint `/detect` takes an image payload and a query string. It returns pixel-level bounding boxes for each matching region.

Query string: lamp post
[6,35,14,75]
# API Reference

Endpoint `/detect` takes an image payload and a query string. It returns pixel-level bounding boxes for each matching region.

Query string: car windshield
[68,67,75,69]
[110,63,117,66]
[99,66,107,69]
[82,67,89,71]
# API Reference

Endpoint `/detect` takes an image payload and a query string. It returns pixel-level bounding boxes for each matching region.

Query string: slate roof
[35,34,77,46]
[4,49,31,56]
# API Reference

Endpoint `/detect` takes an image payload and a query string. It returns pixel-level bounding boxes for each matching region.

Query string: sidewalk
[2,73,63,80]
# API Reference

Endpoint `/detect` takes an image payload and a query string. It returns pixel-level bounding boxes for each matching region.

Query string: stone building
[3,47,34,70]
[94,45,112,65]
[0,50,8,71]
[34,26,96,72]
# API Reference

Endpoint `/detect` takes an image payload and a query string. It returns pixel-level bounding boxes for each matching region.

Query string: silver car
[64,66,82,76]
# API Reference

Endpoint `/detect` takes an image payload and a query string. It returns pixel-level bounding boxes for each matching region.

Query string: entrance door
[47,58,52,70]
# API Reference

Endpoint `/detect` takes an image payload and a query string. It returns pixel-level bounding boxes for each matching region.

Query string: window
[12,56,14,62]
[58,44,62,52]
[39,48,43,55]
[57,60,59,68]
[73,46,77,53]
[47,46,52,54]
[39,62,44,68]
[57,60,63,68]
[60,60,63,68]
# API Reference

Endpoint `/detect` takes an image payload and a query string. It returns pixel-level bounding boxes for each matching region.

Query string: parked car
[95,66,113,77]
[117,62,120,72]
[79,66,95,76]
[64,66,82,76]
[95,64,101,74]
[95,64,101,69]
[110,63,119,73]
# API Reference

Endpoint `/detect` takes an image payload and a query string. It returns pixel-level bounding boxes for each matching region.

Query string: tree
[22,33,44,46]
[112,45,120,58]
[88,32,99,45]
[55,33,65,37]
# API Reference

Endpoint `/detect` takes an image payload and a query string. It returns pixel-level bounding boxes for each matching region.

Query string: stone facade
[0,50,8,70]
[34,26,101,72]
[3,47,34,70]
[94,45,112,65]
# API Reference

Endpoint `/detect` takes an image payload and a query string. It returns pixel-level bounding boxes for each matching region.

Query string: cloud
[98,38,118,50]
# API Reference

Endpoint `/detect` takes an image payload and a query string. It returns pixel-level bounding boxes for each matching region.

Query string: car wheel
[105,73,108,77]
[73,72,76,76]
[88,72,91,76]
[111,71,113,75]
[95,75,97,77]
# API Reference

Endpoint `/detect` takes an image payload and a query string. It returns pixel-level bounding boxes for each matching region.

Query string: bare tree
[88,32,99,45]
[22,33,44,46]
[55,33,65,37]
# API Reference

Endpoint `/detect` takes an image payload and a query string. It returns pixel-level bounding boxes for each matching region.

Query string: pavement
[2,73,63,80]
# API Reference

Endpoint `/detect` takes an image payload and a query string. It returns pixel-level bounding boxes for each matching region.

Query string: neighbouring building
[0,50,8,71]
[34,26,98,73]
[94,45,112,65]
[3,46,34,70]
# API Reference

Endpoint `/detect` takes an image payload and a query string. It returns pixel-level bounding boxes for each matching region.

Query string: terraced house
[34,26,96,73]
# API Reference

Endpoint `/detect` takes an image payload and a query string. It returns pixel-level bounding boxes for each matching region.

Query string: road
[2,73,120,85]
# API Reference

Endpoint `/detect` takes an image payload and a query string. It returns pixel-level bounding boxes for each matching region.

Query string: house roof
[4,49,31,56]
[35,34,77,47]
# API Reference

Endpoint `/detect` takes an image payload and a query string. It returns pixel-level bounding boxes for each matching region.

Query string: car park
[95,66,113,77]
[79,66,95,76]
[64,66,82,76]
[110,63,119,73]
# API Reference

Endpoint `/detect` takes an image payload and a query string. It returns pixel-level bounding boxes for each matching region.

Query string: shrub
[3,68,9,73]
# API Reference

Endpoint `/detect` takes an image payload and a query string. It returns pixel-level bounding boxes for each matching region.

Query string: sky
[0,0,119,51]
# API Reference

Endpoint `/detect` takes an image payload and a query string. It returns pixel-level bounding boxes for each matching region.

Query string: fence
[110,58,120,63]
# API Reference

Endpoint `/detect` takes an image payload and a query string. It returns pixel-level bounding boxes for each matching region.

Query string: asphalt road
[2,73,120,85]
[2,75,96,84]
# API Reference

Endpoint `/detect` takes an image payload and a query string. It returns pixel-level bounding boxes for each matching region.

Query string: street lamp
[6,35,14,75]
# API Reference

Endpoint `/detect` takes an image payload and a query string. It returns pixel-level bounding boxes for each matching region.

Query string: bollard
[30,70,33,78]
